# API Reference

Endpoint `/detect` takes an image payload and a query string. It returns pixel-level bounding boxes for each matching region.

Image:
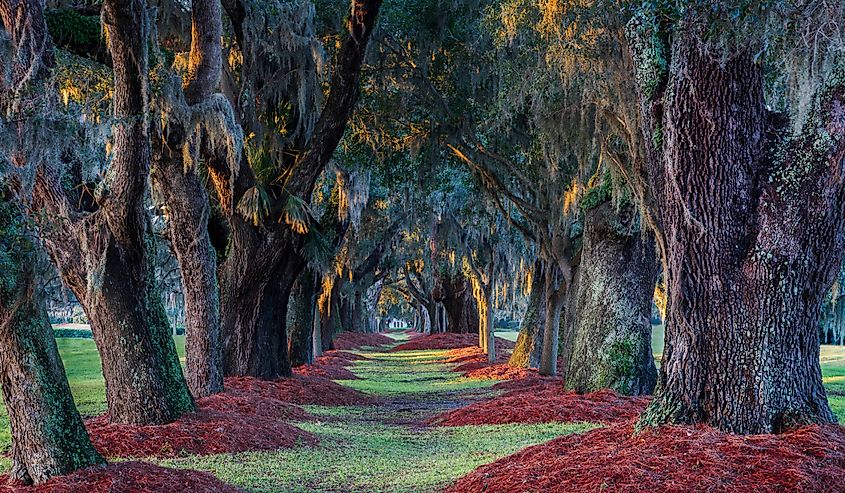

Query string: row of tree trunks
[628,20,843,433]
[0,191,104,485]
[565,201,658,396]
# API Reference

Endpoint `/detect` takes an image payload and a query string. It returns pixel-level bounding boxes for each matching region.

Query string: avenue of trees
[0,0,843,484]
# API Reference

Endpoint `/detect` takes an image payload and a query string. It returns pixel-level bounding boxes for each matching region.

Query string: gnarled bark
[565,201,658,396]
[0,190,104,485]
[628,20,844,433]
[7,0,193,426]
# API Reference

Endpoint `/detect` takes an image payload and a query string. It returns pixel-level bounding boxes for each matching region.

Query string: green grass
[159,418,592,493]
[154,343,591,492]
[342,349,499,397]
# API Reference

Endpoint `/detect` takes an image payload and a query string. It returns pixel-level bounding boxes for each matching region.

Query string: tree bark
[312,299,323,358]
[628,21,845,433]
[14,0,194,425]
[220,225,301,378]
[289,272,316,367]
[509,259,546,368]
[0,191,104,485]
[150,0,224,398]
[565,201,658,396]
[440,275,479,334]
[538,263,567,376]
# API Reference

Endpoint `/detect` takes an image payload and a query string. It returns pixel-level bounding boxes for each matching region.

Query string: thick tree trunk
[509,259,546,368]
[150,0,224,398]
[152,157,222,397]
[213,0,382,377]
[220,225,302,378]
[565,201,658,396]
[289,273,316,367]
[4,0,193,426]
[628,23,845,433]
[0,192,104,485]
[440,275,479,334]
[37,0,195,425]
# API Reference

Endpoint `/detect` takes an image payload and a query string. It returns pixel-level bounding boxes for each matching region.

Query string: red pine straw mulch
[391,333,516,352]
[81,372,375,460]
[333,331,395,350]
[430,380,649,426]
[445,422,845,493]
[225,375,376,406]
[86,407,317,458]
[197,392,312,421]
[0,461,244,493]
[443,346,534,381]
[459,363,535,381]
[293,350,365,380]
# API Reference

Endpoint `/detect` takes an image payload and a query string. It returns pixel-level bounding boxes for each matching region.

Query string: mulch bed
[82,370,377,459]
[0,462,245,493]
[87,408,316,458]
[445,422,845,493]
[444,346,533,381]
[391,333,516,352]
[458,363,535,381]
[430,380,649,426]
[293,350,365,380]
[198,391,313,420]
[333,332,395,350]
[225,375,376,406]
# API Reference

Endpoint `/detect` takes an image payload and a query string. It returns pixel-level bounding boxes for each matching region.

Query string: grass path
[158,333,592,492]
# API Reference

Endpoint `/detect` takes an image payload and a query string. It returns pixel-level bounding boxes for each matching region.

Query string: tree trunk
[5,0,194,426]
[312,299,323,359]
[538,263,567,376]
[440,275,479,334]
[565,201,658,396]
[150,0,224,398]
[628,22,845,433]
[351,288,367,333]
[821,298,845,345]
[220,226,302,378]
[289,273,316,367]
[318,281,341,352]
[0,192,104,485]
[482,285,495,363]
[509,259,546,368]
